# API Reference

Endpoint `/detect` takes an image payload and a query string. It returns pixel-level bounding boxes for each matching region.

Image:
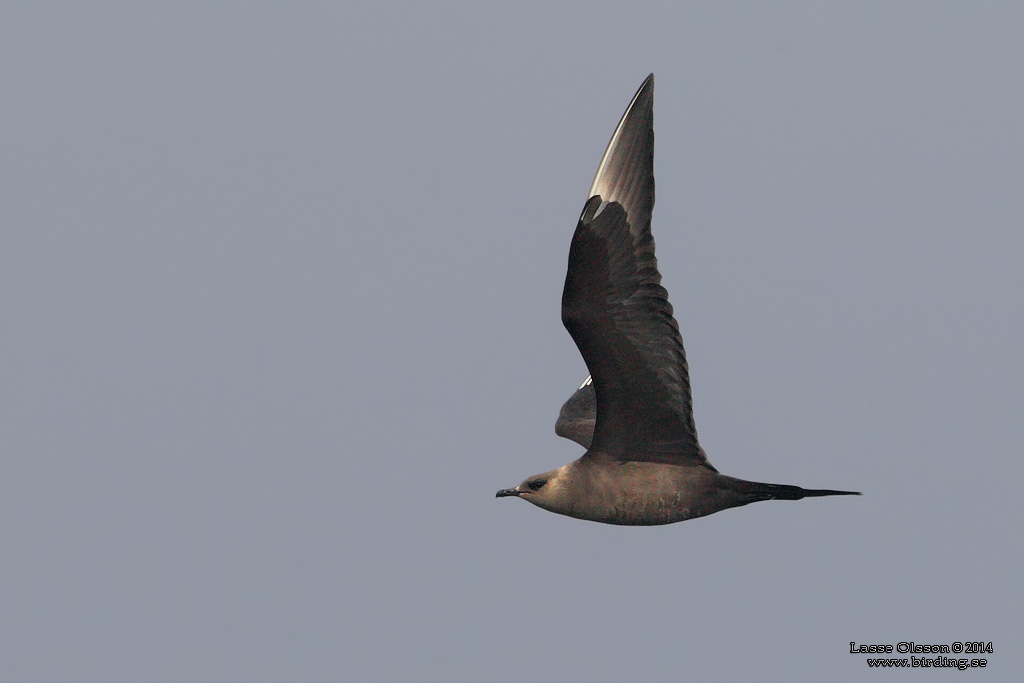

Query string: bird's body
[501,456,856,526]
[515,458,727,526]
[496,74,858,525]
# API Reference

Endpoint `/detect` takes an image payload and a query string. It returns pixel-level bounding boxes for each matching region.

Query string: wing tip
[588,74,655,201]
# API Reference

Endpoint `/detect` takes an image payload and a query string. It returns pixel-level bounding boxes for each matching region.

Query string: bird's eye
[528,479,546,491]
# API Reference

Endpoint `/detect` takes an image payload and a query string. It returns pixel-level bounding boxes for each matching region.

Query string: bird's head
[496,466,569,513]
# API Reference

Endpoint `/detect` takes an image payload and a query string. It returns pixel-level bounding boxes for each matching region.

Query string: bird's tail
[761,483,861,500]
[726,476,860,502]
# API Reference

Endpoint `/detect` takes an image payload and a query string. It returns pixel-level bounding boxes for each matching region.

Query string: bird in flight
[496,74,859,525]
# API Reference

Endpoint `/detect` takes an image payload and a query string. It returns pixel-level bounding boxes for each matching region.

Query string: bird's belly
[564,462,730,525]
[572,486,699,526]
[612,491,693,525]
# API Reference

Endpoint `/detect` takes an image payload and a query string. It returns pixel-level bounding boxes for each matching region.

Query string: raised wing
[559,74,708,468]
[555,376,596,448]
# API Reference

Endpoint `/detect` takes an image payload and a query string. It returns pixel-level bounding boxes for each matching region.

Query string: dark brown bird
[496,74,859,525]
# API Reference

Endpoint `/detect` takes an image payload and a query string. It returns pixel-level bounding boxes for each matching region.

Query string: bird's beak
[495,487,521,498]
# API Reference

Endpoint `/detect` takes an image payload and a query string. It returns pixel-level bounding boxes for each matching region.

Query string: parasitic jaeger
[496,74,859,525]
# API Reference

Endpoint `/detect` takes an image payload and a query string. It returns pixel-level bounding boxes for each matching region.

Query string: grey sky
[3,2,1021,681]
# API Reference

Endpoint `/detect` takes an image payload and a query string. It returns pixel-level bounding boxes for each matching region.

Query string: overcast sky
[3,2,1022,681]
